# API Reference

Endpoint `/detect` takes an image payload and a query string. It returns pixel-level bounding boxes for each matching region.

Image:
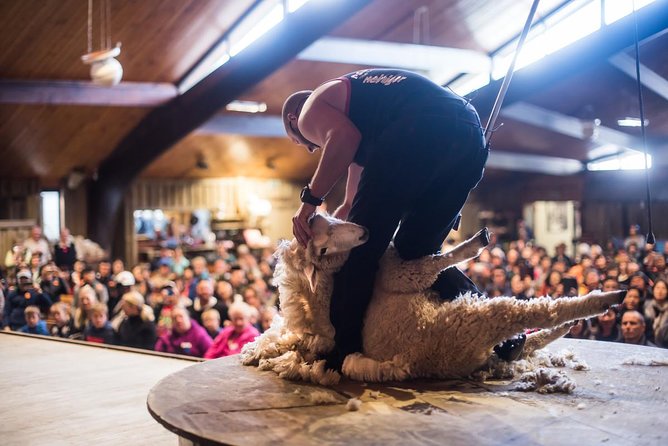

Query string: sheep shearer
[284,68,489,371]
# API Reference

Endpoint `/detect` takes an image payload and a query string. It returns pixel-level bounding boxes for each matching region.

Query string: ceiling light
[226,100,268,113]
[617,117,650,127]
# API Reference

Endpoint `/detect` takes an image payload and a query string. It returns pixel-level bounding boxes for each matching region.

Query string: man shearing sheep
[284,68,489,371]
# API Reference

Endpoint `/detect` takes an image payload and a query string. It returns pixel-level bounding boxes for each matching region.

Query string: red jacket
[204,324,259,359]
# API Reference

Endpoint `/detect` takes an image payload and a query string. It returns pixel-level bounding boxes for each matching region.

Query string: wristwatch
[300,185,324,207]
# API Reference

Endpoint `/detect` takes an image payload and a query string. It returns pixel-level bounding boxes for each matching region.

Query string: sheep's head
[295,214,368,292]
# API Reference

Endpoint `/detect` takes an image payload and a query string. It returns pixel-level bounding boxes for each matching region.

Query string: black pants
[330,102,488,356]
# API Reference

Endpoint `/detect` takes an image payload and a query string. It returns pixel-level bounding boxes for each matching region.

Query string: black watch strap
[300,185,324,206]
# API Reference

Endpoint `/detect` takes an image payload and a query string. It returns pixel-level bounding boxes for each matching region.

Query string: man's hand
[293,203,317,247]
[332,203,351,220]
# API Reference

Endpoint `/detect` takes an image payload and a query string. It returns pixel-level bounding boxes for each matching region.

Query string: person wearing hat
[114,290,157,350]
[283,69,488,370]
[2,269,52,331]
[107,270,135,317]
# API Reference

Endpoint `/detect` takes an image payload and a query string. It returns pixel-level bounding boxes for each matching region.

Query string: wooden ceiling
[0,0,667,184]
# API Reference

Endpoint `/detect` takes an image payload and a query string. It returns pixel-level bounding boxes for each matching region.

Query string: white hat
[115,271,135,287]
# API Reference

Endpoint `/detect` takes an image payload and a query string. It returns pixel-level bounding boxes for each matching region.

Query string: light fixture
[587,151,652,171]
[225,100,268,113]
[617,117,650,127]
[81,0,123,86]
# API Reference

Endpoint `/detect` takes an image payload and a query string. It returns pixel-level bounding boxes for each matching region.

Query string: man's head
[17,269,32,290]
[282,90,318,152]
[621,310,645,344]
[171,306,191,334]
[201,308,221,333]
[196,279,214,300]
[31,225,42,241]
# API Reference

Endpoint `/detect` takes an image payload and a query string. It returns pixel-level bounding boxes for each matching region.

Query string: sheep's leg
[520,323,573,359]
[479,291,625,347]
[385,228,489,293]
[342,353,411,382]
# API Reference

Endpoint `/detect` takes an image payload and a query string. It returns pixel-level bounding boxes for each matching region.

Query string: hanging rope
[484,0,541,145]
[632,1,655,244]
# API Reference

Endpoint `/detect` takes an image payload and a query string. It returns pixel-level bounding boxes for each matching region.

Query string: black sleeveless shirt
[340,69,470,166]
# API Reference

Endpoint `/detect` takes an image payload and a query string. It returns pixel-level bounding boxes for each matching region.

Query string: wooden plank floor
[0,332,196,446]
[148,339,668,446]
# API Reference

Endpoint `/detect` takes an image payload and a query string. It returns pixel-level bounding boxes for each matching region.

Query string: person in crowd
[541,270,562,297]
[214,280,234,310]
[150,258,174,290]
[18,305,49,335]
[96,260,113,287]
[645,279,668,343]
[188,256,209,299]
[108,270,135,317]
[619,310,655,346]
[260,306,278,333]
[552,243,573,269]
[155,306,212,358]
[592,306,620,342]
[111,259,125,277]
[485,266,511,297]
[622,287,644,313]
[53,227,77,272]
[205,301,259,359]
[189,279,227,326]
[201,308,222,339]
[565,319,593,340]
[69,260,86,290]
[602,276,619,292]
[624,224,644,250]
[171,246,190,277]
[49,302,75,338]
[2,269,52,331]
[581,269,601,294]
[75,266,109,306]
[153,282,186,337]
[83,303,116,344]
[114,291,157,350]
[39,263,70,303]
[23,225,51,267]
[228,265,248,294]
[28,252,42,287]
[73,285,97,333]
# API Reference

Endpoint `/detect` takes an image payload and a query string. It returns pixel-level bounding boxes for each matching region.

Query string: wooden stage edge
[0,332,197,446]
[148,339,668,446]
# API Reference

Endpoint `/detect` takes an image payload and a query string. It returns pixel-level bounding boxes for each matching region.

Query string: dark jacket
[2,288,52,330]
[54,242,77,271]
[84,322,116,345]
[116,315,157,350]
[50,319,76,338]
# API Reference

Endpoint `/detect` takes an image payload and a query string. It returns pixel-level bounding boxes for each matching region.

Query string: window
[40,190,61,242]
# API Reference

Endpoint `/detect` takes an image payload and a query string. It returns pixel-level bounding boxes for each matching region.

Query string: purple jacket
[204,324,259,359]
[154,320,212,358]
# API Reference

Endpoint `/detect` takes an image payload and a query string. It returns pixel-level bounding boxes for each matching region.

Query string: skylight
[587,152,652,171]
[450,0,657,94]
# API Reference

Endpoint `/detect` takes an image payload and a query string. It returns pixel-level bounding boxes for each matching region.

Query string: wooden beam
[88,0,372,252]
[0,80,177,106]
[608,52,668,102]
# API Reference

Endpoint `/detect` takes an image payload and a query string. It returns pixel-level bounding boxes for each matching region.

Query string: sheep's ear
[304,264,318,293]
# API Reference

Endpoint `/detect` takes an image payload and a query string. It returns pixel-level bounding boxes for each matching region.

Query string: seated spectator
[39,263,71,303]
[54,227,77,272]
[619,310,655,347]
[49,302,75,338]
[260,306,278,333]
[622,287,644,313]
[108,270,135,317]
[602,276,619,292]
[113,291,157,350]
[205,301,259,359]
[592,306,620,342]
[150,258,174,290]
[541,270,562,297]
[2,269,52,331]
[509,274,529,300]
[171,247,190,277]
[155,307,212,357]
[84,303,116,344]
[75,266,109,306]
[485,266,511,297]
[74,285,97,332]
[565,319,592,340]
[201,308,222,339]
[23,225,51,267]
[645,279,668,345]
[19,305,49,335]
[189,279,227,326]
[154,282,188,337]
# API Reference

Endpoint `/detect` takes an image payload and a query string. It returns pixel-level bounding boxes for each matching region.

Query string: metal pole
[484,0,541,143]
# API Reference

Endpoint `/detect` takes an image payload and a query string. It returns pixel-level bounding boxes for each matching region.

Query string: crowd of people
[1,223,667,361]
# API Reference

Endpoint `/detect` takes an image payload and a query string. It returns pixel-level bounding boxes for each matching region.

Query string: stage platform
[0,332,197,446]
[148,338,668,446]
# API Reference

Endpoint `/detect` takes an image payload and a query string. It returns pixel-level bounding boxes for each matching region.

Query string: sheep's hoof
[494,333,526,362]
[477,227,491,247]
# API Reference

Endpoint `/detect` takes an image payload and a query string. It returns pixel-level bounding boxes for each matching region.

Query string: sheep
[241,214,624,385]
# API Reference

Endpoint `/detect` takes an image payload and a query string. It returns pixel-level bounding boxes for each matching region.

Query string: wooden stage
[0,332,197,446]
[148,339,668,446]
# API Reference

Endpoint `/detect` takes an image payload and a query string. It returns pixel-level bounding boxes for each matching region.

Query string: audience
[205,301,259,359]
[1,222,666,368]
[154,306,212,357]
